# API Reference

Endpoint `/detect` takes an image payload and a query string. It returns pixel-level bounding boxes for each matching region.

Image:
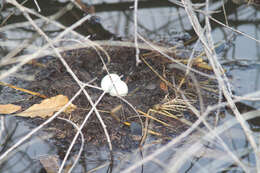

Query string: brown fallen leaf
[38,155,59,173]
[0,104,21,114]
[160,81,168,92]
[16,95,77,118]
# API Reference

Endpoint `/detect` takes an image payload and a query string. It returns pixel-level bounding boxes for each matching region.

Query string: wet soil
[22,44,219,152]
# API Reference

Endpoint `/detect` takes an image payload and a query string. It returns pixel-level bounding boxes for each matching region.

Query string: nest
[26,44,219,151]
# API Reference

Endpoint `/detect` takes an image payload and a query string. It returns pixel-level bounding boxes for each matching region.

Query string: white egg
[109,80,128,96]
[101,74,121,93]
[101,73,128,96]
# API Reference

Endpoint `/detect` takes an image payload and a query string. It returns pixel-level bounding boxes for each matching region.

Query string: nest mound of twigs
[27,44,219,150]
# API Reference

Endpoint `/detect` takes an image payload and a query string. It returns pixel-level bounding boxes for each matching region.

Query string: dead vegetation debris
[18,44,219,150]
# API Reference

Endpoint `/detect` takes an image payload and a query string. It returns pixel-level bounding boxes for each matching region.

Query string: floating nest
[25,42,219,151]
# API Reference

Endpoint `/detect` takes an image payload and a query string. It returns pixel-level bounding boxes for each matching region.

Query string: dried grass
[0,0,260,173]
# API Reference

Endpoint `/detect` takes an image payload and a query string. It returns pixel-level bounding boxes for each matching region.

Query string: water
[0,1,260,172]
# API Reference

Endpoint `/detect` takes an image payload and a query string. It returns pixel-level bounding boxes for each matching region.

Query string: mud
[24,45,219,151]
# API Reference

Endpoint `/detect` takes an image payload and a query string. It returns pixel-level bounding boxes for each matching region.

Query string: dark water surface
[0,0,260,172]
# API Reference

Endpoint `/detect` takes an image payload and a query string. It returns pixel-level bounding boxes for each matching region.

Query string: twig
[57,117,84,173]
[134,0,141,65]
[0,85,84,164]
[181,0,255,171]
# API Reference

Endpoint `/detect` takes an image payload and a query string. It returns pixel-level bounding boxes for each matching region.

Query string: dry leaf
[38,155,59,173]
[196,62,213,70]
[160,81,168,92]
[17,95,77,118]
[0,104,21,114]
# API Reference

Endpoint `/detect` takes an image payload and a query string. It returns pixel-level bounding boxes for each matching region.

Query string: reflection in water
[228,101,260,131]
[0,0,260,172]
[0,117,56,173]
